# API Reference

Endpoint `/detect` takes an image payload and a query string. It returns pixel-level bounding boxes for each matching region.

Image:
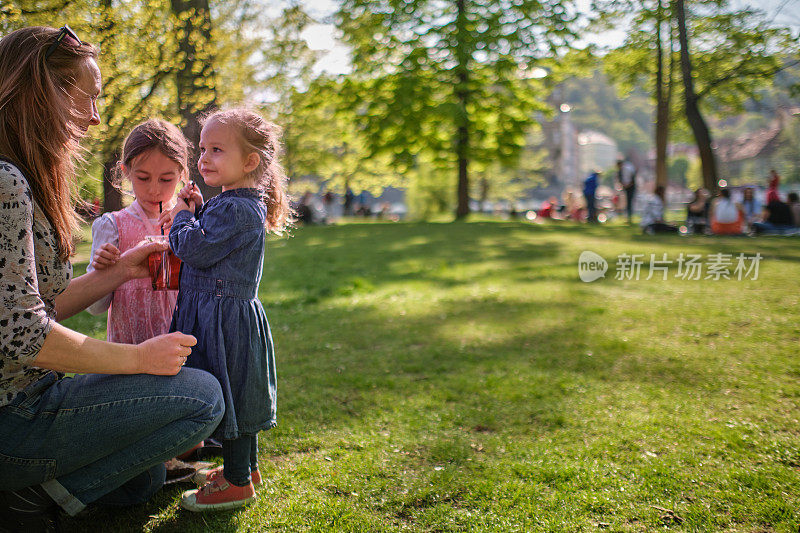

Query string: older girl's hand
[157,208,175,234]
[91,243,120,270]
[158,197,195,234]
[136,332,197,375]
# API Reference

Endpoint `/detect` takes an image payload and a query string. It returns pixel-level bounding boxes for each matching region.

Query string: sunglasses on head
[45,25,82,60]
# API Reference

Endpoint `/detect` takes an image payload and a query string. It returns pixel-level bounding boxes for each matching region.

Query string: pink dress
[106,202,178,344]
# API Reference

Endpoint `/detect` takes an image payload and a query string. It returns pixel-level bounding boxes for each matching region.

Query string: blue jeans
[752,221,795,235]
[0,369,224,516]
[585,194,597,222]
[624,185,636,221]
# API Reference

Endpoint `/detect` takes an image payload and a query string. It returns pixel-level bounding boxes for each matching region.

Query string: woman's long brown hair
[0,27,98,260]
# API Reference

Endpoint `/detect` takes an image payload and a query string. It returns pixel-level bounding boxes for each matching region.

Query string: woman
[640,185,678,234]
[685,188,709,234]
[710,188,744,235]
[741,187,761,226]
[0,27,224,530]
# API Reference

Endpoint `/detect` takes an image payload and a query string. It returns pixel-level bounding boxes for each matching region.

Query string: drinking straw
[158,201,167,288]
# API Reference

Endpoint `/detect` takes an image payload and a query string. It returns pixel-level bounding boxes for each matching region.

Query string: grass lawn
[60,219,800,532]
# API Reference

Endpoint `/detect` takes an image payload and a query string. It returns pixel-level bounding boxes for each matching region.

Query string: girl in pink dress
[87,119,190,344]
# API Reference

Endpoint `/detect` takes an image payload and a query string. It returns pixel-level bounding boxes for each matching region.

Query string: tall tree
[171,0,218,198]
[674,0,718,191]
[653,0,673,188]
[596,0,799,191]
[593,0,677,186]
[675,0,799,190]
[335,0,577,218]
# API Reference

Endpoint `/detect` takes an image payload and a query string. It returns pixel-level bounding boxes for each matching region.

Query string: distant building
[577,130,618,176]
[716,108,799,182]
[539,106,582,190]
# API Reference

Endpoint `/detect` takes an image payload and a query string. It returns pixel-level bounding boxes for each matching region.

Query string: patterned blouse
[0,160,71,407]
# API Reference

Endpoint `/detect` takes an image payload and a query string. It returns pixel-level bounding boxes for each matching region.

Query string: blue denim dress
[169,188,276,440]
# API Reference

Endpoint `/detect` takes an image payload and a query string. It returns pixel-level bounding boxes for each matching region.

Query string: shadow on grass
[61,482,242,533]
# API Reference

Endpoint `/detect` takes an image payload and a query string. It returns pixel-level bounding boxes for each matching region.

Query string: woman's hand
[91,243,120,270]
[135,332,197,375]
[116,240,167,281]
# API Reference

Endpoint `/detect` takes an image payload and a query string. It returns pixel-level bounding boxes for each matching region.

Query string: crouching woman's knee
[176,367,224,428]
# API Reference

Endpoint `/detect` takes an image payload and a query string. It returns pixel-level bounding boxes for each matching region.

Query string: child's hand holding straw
[158,181,203,233]
[178,180,203,210]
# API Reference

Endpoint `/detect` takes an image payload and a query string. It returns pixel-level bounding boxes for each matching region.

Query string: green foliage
[690,7,798,114]
[0,1,324,201]
[687,155,703,189]
[668,155,690,185]
[283,78,402,197]
[592,0,800,185]
[334,0,579,214]
[406,161,455,218]
[773,116,800,184]
[471,127,550,203]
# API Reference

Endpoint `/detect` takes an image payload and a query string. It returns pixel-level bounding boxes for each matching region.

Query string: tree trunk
[171,0,219,200]
[654,0,670,189]
[675,0,718,192]
[102,153,122,213]
[97,0,121,214]
[454,0,470,219]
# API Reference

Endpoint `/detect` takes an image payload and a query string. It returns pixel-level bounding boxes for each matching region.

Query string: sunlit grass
[61,220,800,532]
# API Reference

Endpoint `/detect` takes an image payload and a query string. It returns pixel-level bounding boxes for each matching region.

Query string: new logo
[578,251,608,282]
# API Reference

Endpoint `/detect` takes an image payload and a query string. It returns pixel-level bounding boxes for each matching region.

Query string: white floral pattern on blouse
[0,160,71,407]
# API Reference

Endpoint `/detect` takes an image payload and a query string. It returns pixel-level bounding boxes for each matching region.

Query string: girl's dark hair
[0,26,98,260]
[202,108,292,233]
[115,119,190,188]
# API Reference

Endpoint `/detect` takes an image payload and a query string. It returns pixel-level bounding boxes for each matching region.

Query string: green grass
[60,220,800,532]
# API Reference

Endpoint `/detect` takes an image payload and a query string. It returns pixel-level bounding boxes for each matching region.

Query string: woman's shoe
[180,476,255,512]
[176,441,204,461]
[0,485,61,533]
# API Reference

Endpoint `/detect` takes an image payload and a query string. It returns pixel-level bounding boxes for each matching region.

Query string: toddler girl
[87,119,189,343]
[160,108,290,511]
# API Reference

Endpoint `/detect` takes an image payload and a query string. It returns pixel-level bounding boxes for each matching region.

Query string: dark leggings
[222,434,259,486]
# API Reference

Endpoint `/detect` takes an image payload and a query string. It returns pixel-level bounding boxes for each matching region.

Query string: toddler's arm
[86,213,118,315]
[170,200,261,269]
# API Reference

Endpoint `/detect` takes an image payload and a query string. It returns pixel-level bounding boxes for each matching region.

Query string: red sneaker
[192,465,222,485]
[194,465,262,486]
[181,476,255,512]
